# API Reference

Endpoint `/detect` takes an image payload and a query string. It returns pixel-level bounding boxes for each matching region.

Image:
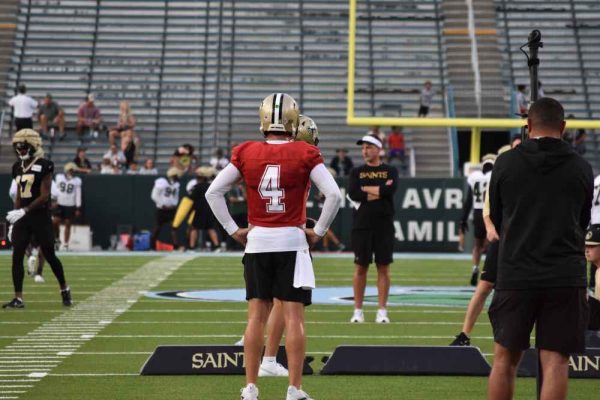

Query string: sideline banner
[0,174,467,252]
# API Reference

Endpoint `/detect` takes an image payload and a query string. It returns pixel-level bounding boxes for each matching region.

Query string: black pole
[527,29,543,400]
[528,30,542,105]
[520,30,543,143]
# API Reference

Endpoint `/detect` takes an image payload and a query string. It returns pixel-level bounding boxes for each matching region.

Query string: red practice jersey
[230,140,323,227]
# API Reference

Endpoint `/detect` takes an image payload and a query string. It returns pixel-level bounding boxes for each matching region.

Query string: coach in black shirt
[348,135,398,324]
[487,98,592,400]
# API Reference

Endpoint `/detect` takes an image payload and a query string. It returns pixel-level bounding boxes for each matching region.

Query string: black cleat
[470,267,479,286]
[450,332,471,346]
[2,298,24,309]
[61,288,72,307]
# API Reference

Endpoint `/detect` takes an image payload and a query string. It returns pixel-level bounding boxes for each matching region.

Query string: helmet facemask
[14,142,34,161]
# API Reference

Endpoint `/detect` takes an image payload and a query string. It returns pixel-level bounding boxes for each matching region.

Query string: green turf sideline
[0,255,195,398]
[0,251,474,260]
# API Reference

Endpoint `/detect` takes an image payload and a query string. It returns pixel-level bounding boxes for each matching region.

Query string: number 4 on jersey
[259,165,285,213]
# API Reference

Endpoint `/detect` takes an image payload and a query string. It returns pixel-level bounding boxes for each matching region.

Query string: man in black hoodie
[487,98,593,400]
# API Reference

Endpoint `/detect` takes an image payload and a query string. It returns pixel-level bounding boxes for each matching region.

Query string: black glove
[459,220,469,233]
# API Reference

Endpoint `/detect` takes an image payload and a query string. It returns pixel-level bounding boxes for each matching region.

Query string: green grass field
[0,254,596,399]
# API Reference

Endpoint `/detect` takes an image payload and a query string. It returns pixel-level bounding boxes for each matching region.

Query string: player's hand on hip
[486,226,500,242]
[304,228,322,248]
[231,228,250,246]
[6,209,26,224]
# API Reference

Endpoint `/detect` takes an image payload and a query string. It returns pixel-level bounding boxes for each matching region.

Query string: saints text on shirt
[359,171,388,180]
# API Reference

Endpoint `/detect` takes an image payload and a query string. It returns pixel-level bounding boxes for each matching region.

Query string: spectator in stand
[9,84,37,132]
[38,93,65,142]
[76,94,102,143]
[170,143,198,174]
[139,158,158,175]
[366,125,386,158]
[100,158,114,175]
[387,126,407,175]
[418,80,434,117]
[209,148,229,171]
[73,147,92,174]
[103,144,126,171]
[516,84,528,115]
[126,161,139,175]
[538,80,545,98]
[108,101,138,165]
[330,148,354,177]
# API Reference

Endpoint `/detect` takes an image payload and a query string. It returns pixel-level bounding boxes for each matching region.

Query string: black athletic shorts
[12,212,54,251]
[15,117,33,131]
[472,209,486,240]
[191,208,217,230]
[55,205,77,220]
[351,224,394,267]
[480,240,498,284]
[488,287,589,355]
[155,208,176,225]
[243,251,311,306]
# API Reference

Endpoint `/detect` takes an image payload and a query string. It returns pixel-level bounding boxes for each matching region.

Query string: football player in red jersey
[206,95,341,400]
[253,114,322,378]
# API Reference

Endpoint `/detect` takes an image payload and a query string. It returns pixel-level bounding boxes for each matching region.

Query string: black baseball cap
[585,225,600,246]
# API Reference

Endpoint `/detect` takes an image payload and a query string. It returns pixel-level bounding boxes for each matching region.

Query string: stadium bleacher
[2,0,449,176]
[2,0,599,174]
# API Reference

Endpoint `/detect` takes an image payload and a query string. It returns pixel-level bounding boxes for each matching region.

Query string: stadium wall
[0,175,466,252]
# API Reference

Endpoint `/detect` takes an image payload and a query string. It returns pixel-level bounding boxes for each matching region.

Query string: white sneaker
[235,336,244,346]
[240,383,259,400]
[27,256,37,276]
[350,309,364,323]
[286,385,313,400]
[375,309,390,323]
[258,361,288,377]
[34,275,45,283]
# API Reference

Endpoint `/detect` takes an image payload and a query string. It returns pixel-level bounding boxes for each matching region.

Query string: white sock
[262,356,276,364]
[16,297,23,302]
[472,265,479,271]
[354,308,363,313]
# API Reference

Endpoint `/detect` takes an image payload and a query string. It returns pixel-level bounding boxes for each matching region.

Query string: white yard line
[0,255,195,398]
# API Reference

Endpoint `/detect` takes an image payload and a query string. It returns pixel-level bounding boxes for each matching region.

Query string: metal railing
[445,85,459,177]
[153,0,169,162]
[434,0,447,115]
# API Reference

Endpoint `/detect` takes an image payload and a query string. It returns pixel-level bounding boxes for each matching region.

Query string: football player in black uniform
[4,129,71,308]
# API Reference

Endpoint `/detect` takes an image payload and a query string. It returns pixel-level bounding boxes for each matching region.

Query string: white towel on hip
[293,249,315,290]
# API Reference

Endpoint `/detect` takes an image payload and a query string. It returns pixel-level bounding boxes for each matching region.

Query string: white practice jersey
[9,179,60,204]
[467,170,491,210]
[151,177,180,208]
[54,174,82,207]
[592,175,600,224]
